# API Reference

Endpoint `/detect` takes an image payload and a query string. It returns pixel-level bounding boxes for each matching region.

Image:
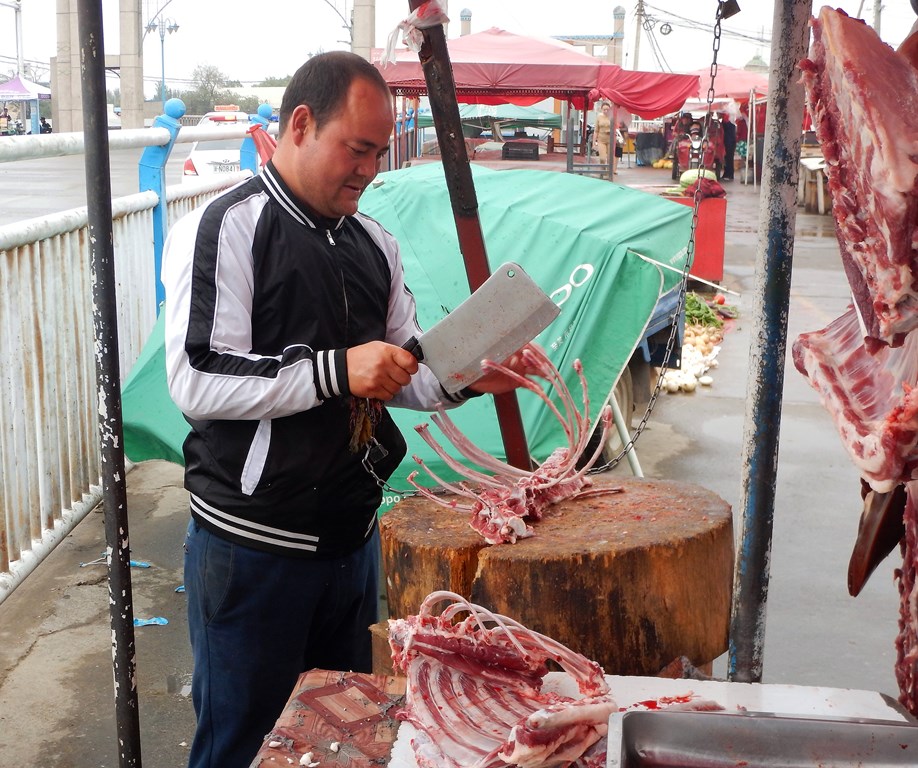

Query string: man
[163,52,532,768]
[720,112,737,181]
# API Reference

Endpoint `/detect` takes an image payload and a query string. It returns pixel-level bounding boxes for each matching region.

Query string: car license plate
[214,163,240,173]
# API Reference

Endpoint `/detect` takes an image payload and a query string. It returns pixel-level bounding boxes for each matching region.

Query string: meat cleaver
[402,263,560,394]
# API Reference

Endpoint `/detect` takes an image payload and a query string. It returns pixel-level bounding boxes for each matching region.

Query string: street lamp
[146,17,179,112]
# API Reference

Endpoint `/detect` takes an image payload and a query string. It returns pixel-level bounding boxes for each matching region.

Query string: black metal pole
[76,1,143,763]
[727,0,811,684]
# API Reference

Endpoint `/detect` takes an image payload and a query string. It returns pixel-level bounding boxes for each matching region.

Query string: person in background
[615,120,627,161]
[706,119,724,178]
[735,108,749,171]
[163,51,535,768]
[720,112,737,181]
[670,112,694,179]
[39,116,52,133]
[593,101,613,177]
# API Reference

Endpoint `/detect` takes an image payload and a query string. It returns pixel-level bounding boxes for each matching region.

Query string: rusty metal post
[405,2,530,469]
[77,0,143,763]
[728,0,811,684]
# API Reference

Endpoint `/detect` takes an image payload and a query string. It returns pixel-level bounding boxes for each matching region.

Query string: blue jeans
[183,518,380,768]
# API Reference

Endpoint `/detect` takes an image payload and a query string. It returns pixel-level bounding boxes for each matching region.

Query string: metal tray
[606,709,918,767]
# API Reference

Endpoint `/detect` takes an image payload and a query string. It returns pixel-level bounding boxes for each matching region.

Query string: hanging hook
[719,0,742,21]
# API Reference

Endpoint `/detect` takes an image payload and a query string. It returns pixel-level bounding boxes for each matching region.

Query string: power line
[642,17,673,72]
[643,3,771,46]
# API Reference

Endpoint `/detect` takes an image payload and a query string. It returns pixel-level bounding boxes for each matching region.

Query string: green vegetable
[679,169,718,188]
[684,292,724,328]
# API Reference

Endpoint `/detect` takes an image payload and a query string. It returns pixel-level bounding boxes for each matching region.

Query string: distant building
[553,5,626,65]
[460,8,472,37]
[744,53,769,73]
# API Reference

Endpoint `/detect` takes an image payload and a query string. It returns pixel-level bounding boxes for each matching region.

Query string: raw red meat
[799,8,918,349]
[407,347,616,545]
[792,307,918,493]
[388,591,617,768]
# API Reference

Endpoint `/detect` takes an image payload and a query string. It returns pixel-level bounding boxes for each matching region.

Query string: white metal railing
[0,125,248,603]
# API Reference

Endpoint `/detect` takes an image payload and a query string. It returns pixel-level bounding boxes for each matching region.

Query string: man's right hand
[346,341,419,401]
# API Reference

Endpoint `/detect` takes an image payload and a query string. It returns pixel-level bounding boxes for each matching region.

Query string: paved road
[0,146,189,228]
[0,160,905,767]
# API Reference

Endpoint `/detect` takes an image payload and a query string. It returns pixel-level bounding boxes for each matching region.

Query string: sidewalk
[0,160,903,766]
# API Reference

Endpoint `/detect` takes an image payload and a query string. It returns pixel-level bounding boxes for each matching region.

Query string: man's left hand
[468,345,542,395]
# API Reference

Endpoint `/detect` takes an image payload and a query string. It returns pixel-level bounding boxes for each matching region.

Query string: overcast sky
[3,1,917,98]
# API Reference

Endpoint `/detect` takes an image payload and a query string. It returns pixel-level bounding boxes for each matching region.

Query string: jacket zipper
[326,229,336,246]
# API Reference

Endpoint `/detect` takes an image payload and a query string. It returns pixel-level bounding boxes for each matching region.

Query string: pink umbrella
[0,74,52,101]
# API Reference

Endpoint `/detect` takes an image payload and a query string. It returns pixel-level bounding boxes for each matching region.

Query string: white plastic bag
[380,0,450,66]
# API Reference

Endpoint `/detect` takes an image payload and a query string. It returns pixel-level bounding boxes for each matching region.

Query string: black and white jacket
[163,162,469,558]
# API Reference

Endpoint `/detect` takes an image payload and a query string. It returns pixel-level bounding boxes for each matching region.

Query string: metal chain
[362,441,422,498]
[590,0,725,473]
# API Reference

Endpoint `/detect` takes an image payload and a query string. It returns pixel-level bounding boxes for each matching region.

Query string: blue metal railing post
[138,98,185,314]
[240,103,273,175]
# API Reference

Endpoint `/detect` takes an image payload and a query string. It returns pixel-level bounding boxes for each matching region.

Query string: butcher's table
[249,669,912,768]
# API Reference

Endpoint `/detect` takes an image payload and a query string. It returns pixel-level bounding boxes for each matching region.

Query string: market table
[250,669,913,768]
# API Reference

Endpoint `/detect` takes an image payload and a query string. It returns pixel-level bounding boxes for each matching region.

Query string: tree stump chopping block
[379,476,733,676]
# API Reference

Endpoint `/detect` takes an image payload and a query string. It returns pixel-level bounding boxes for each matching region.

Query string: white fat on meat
[799,8,918,348]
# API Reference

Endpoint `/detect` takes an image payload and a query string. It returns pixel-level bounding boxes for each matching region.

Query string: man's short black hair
[279,51,392,134]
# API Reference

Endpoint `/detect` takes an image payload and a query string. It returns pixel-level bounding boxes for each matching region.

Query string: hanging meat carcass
[407,345,615,545]
[799,8,918,350]
[792,307,918,494]
[791,308,916,600]
[794,6,918,715]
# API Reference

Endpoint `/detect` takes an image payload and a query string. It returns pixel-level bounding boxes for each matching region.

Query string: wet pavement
[0,158,904,767]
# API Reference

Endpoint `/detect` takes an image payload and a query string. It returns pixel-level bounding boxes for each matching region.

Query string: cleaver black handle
[401,336,424,361]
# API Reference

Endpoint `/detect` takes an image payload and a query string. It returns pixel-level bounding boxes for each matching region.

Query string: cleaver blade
[403,263,560,394]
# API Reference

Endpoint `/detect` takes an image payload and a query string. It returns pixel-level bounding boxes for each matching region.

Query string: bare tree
[192,64,229,107]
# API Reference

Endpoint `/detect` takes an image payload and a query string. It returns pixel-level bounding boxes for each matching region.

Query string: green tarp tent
[122,164,691,510]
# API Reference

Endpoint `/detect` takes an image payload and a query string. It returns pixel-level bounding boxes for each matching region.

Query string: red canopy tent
[375,27,699,119]
[593,68,700,119]
[688,65,769,102]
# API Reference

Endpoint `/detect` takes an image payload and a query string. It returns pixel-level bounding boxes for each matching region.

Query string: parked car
[182,110,253,180]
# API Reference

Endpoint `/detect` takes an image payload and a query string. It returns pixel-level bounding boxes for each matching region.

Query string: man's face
[285,78,393,218]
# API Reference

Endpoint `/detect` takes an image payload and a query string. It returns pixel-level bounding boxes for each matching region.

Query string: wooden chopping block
[380,476,733,676]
